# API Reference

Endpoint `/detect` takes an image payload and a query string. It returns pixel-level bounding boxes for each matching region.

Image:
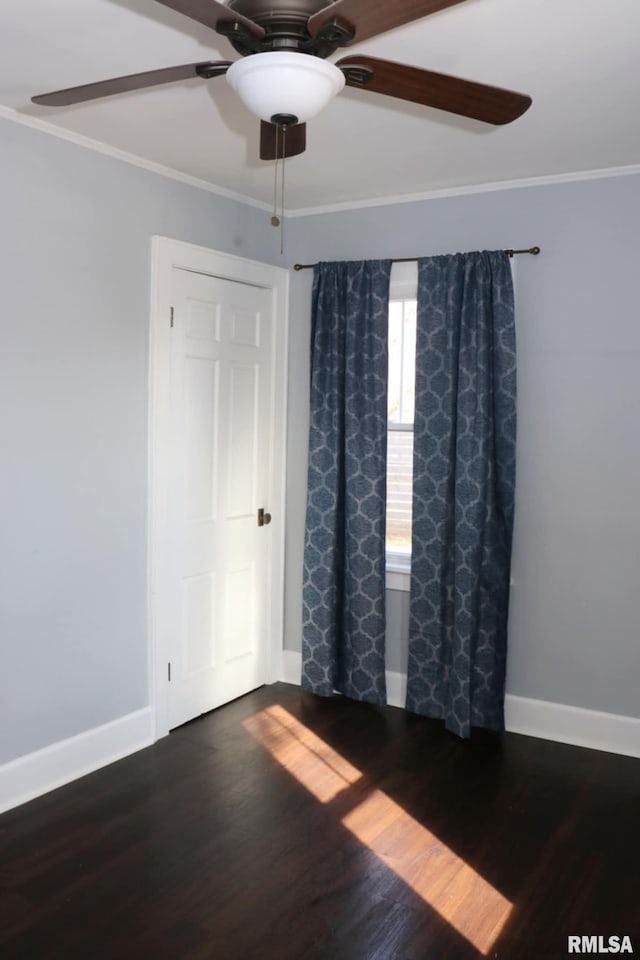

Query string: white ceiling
[1,0,639,211]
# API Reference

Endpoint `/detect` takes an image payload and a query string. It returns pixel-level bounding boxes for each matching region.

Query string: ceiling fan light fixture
[226,51,345,124]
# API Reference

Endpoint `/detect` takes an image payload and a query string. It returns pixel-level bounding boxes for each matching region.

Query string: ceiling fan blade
[154,0,265,39]
[260,121,307,161]
[31,61,231,107]
[337,56,532,125]
[308,0,468,45]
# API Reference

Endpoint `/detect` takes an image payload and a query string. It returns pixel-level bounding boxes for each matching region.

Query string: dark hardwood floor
[1,683,639,959]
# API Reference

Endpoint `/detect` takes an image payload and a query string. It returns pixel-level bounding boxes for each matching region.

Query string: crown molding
[0,104,273,213]
[3,104,639,220]
[286,163,640,218]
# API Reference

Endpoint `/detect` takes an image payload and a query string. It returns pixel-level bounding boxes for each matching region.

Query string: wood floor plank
[1,683,639,959]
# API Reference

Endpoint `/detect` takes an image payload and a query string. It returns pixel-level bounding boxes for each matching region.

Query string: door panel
[185,356,218,522]
[168,268,272,729]
[227,364,258,517]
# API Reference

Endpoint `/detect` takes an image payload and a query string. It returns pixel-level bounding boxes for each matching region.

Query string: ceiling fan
[31,0,532,161]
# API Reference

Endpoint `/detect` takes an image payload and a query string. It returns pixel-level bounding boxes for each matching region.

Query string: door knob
[257,508,272,527]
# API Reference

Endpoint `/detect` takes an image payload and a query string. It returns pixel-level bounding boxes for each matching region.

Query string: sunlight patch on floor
[342,788,512,954]
[243,704,363,803]
[244,705,512,955]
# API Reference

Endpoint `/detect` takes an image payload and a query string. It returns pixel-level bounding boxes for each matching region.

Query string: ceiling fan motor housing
[226,0,346,56]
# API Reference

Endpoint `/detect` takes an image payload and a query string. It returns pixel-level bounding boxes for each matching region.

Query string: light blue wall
[0,117,284,764]
[2,110,638,770]
[285,173,640,720]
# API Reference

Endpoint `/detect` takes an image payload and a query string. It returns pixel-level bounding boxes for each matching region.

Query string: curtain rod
[292,246,540,271]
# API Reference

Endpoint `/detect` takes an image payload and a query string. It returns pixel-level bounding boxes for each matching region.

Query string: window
[386,263,418,581]
[387,297,416,561]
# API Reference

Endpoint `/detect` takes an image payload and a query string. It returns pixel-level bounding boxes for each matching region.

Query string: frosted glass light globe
[226,51,345,123]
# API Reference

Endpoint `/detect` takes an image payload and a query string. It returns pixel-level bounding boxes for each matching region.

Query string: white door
[166,267,274,729]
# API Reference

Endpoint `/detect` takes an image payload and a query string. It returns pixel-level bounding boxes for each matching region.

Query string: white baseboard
[504,694,640,759]
[281,648,303,686]
[0,708,154,814]
[281,650,409,704]
[385,669,407,709]
[280,651,640,759]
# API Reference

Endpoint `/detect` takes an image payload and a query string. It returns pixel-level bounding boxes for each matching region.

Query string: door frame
[148,236,289,740]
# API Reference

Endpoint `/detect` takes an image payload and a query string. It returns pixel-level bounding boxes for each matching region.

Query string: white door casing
[149,238,288,739]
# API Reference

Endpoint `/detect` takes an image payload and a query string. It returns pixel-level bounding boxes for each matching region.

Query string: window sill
[386,559,411,592]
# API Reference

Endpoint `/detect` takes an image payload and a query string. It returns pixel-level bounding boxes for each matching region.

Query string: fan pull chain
[269,117,295,254]
[269,123,287,255]
[270,144,280,228]
[280,126,286,256]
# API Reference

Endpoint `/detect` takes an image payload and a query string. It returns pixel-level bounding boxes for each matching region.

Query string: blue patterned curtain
[302,260,392,706]
[407,251,517,737]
